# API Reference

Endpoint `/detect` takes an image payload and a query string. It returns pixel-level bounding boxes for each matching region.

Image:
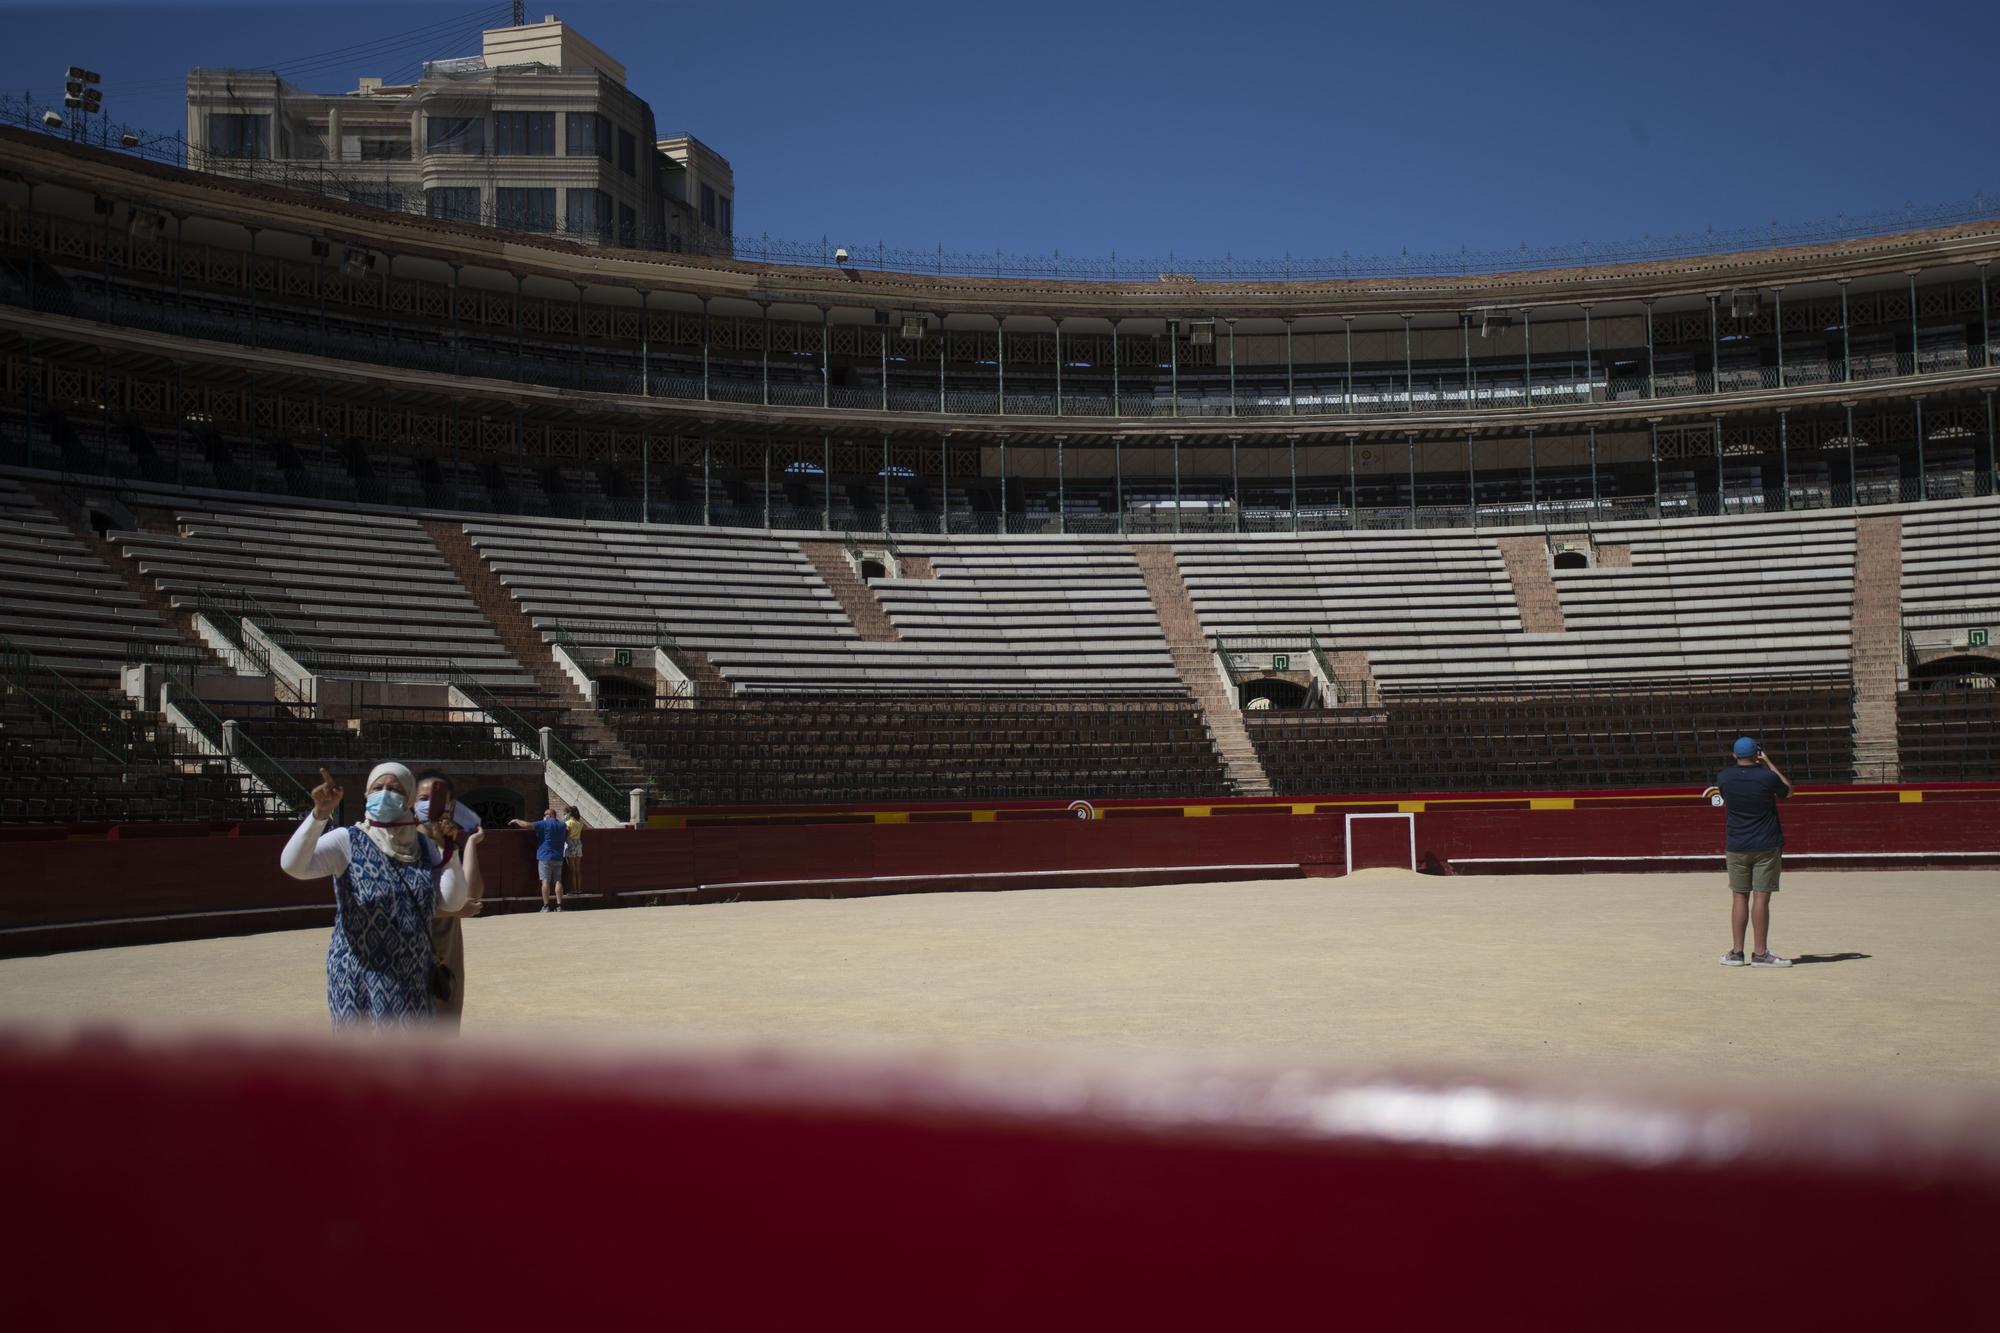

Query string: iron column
[701,297,710,401]
[1056,435,1066,534]
[1230,434,1241,532]
[1345,315,1355,414]
[763,440,771,528]
[1839,281,1851,382]
[881,431,890,532]
[760,302,770,406]
[1406,432,1416,528]
[1645,300,1655,398]
[1111,320,1121,417]
[1284,319,1294,411]
[940,430,949,532]
[637,289,648,396]
[1172,433,1182,534]
[1289,433,1299,531]
[822,432,831,530]
[821,306,830,409]
[1226,318,1236,417]
[702,432,711,525]
[996,317,1005,416]
[1707,294,1719,395]
[1055,319,1064,417]
[1773,288,1784,389]
[1779,410,1789,511]
[1915,397,1926,502]
[1588,425,1598,509]
[1169,320,1179,417]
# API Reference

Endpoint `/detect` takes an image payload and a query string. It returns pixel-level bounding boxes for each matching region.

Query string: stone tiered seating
[1175,513,1855,690]
[0,478,184,680]
[608,694,1228,805]
[1900,499,2000,617]
[462,518,1184,693]
[1543,512,1856,684]
[109,503,533,688]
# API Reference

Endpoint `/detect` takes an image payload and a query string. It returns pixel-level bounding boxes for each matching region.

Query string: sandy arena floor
[1,870,1996,1087]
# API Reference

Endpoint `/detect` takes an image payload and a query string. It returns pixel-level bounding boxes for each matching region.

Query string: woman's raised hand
[466,826,486,846]
[310,767,343,821]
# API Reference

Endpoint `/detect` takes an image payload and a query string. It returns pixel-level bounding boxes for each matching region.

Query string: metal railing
[7,96,1996,280]
[164,687,312,817]
[0,643,132,766]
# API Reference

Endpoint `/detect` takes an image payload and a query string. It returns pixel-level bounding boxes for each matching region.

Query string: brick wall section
[1496,536,1566,633]
[897,553,938,580]
[799,541,901,641]
[1327,649,1382,707]
[1594,542,1633,568]
[1133,545,1273,796]
[424,519,654,785]
[1851,515,1903,782]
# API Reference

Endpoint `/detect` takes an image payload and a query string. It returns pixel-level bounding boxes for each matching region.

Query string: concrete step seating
[463,517,1186,693]
[0,478,184,680]
[1173,513,1857,689]
[109,502,533,689]
[1899,499,2000,617]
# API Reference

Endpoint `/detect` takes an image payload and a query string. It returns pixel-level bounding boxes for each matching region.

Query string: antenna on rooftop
[512,2,524,25]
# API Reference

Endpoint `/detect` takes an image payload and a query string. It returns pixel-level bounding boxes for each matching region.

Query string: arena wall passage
[6,784,1996,955]
[3,1033,1995,1328]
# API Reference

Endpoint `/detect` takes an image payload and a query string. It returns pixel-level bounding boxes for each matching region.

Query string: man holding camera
[1716,736,1793,968]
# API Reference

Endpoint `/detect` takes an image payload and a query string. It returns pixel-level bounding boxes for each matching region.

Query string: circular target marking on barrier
[1066,800,1097,821]
[1702,786,1724,807]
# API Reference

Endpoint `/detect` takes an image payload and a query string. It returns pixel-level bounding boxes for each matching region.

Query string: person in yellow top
[563,808,584,901]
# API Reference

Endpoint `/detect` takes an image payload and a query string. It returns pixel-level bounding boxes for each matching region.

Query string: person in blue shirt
[510,807,571,913]
[1714,736,1793,968]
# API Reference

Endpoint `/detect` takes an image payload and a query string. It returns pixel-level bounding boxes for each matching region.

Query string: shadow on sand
[1790,952,1872,965]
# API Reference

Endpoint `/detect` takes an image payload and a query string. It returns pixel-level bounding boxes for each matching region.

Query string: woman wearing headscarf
[280,763,471,1027]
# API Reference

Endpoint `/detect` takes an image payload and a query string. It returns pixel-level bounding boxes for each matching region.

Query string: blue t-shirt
[532,818,569,861]
[1716,765,1789,851]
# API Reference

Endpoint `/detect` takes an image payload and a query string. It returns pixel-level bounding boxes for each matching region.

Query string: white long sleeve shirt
[281,814,469,912]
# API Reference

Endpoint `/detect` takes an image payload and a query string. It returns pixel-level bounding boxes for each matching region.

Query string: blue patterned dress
[327,826,439,1027]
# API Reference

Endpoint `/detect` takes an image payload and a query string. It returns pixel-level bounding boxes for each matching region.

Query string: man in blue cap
[1715,736,1793,967]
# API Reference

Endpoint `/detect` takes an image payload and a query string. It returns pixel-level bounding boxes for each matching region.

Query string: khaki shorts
[1726,848,1781,893]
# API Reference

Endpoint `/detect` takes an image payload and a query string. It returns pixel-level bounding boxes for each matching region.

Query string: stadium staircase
[422,519,650,792]
[799,541,901,641]
[1132,544,1273,796]
[1495,536,1566,633]
[1851,515,1904,781]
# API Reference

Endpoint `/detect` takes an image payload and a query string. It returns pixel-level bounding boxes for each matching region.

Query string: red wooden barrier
[6,792,1997,955]
[3,1032,1995,1329]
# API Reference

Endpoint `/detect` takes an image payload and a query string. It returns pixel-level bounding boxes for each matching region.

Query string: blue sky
[4,0,1995,262]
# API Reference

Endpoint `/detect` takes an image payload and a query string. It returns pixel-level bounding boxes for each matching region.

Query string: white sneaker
[1720,950,1747,967]
[1751,950,1792,968]
[539,903,551,913]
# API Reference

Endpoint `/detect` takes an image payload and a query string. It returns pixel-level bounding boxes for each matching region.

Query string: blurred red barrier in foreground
[3,1031,1995,1329]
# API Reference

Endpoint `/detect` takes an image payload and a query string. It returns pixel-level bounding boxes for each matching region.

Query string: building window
[700,184,716,227]
[207,113,270,160]
[494,111,555,157]
[426,187,482,224]
[718,195,732,236]
[565,188,611,238]
[426,116,483,156]
[496,187,557,232]
[617,128,635,176]
[618,202,636,246]
[566,112,611,161]
[355,131,411,161]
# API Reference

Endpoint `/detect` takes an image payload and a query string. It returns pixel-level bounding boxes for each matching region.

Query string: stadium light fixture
[899,315,926,341]
[41,111,63,129]
[339,245,374,277]
[1478,309,1514,338]
[1728,289,1761,320]
[833,247,850,265]
[127,208,165,241]
[1187,319,1216,347]
[120,132,140,148]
